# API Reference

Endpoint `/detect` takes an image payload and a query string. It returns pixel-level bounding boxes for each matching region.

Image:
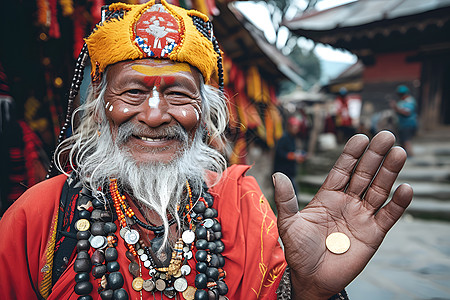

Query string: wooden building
[284,0,450,130]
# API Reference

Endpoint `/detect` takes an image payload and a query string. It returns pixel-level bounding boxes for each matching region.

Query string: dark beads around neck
[113,288,129,300]
[74,257,92,273]
[74,280,93,295]
[105,247,118,261]
[74,192,93,300]
[75,272,90,283]
[190,188,228,298]
[106,261,120,273]
[108,271,124,290]
[100,289,114,300]
[194,289,208,300]
[91,249,105,265]
[194,273,208,289]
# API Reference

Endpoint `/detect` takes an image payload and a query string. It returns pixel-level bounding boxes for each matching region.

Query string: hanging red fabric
[48,0,61,38]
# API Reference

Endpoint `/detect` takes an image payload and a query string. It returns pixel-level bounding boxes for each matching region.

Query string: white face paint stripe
[148,87,160,108]
[181,110,187,117]
[123,108,129,113]
[109,105,113,112]
[105,102,110,109]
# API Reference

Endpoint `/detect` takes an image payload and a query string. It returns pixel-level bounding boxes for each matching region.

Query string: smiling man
[0,1,413,300]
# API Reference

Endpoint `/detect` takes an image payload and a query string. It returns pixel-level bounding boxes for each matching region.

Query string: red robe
[0,165,286,299]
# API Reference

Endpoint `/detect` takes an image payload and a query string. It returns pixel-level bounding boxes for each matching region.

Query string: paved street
[347,216,450,300]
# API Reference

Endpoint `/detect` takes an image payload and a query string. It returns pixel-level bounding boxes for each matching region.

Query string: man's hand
[273,131,413,299]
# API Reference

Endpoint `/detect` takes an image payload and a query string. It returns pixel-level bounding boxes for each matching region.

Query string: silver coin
[203,219,214,228]
[174,277,188,292]
[124,229,140,245]
[119,227,129,239]
[143,279,155,292]
[137,248,145,256]
[182,230,195,244]
[155,279,166,291]
[180,264,191,275]
[90,236,106,249]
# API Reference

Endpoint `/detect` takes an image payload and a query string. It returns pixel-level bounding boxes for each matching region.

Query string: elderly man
[0,1,413,300]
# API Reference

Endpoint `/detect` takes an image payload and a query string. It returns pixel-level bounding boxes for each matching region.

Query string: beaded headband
[46,0,224,178]
[86,0,221,84]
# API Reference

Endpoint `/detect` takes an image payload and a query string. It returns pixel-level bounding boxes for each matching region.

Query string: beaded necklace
[73,179,228,300]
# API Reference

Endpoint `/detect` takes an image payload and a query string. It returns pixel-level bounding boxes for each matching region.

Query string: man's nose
[136,97,172,128]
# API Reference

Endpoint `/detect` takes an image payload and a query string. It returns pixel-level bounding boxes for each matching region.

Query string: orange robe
[0,165,286,299]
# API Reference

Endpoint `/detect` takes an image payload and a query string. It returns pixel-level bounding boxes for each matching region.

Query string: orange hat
[85,0,220,83]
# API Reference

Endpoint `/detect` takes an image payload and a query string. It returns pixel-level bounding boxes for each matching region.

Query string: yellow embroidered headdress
[85,0,222,84]
[45,0,224,178]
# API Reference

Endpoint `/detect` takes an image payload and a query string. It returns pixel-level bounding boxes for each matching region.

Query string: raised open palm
[273,131,413,299]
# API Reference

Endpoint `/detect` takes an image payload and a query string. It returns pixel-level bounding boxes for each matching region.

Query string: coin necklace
[110,179,229,300]
[74,185,129,300]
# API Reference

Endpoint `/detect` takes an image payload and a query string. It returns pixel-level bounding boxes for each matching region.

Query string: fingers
[273,172,299,220]
[346,131,396,198]
[363,146,407,211]
[375,183,413,233]
[321,134,369,191]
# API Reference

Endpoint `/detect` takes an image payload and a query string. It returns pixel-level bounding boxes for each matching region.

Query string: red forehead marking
[143,76,160,87]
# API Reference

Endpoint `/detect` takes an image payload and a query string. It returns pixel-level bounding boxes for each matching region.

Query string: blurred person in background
[273,116,306,196]
[390,85,418,157]
[334,87,355,144]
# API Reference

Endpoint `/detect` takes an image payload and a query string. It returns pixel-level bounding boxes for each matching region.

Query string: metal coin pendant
[155,279,166,291]
[174,277,188,292]
[143,279,155,292]
[76,219,90,231]
[182,286,196,300]
[119,227,129,239]
[182,230,196,244]
[124,229,140,245]
[132,277,144,291]
[90,235,106,249]
[180,264,191,275]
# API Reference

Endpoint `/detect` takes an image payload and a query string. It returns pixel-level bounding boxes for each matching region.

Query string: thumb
[273,172,299,221]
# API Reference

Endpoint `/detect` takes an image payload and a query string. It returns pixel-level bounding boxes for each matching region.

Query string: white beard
[80,120,207,248]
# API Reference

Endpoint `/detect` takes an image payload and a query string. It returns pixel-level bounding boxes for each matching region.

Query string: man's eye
[169,91,188,97]
[125,89,143,95]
